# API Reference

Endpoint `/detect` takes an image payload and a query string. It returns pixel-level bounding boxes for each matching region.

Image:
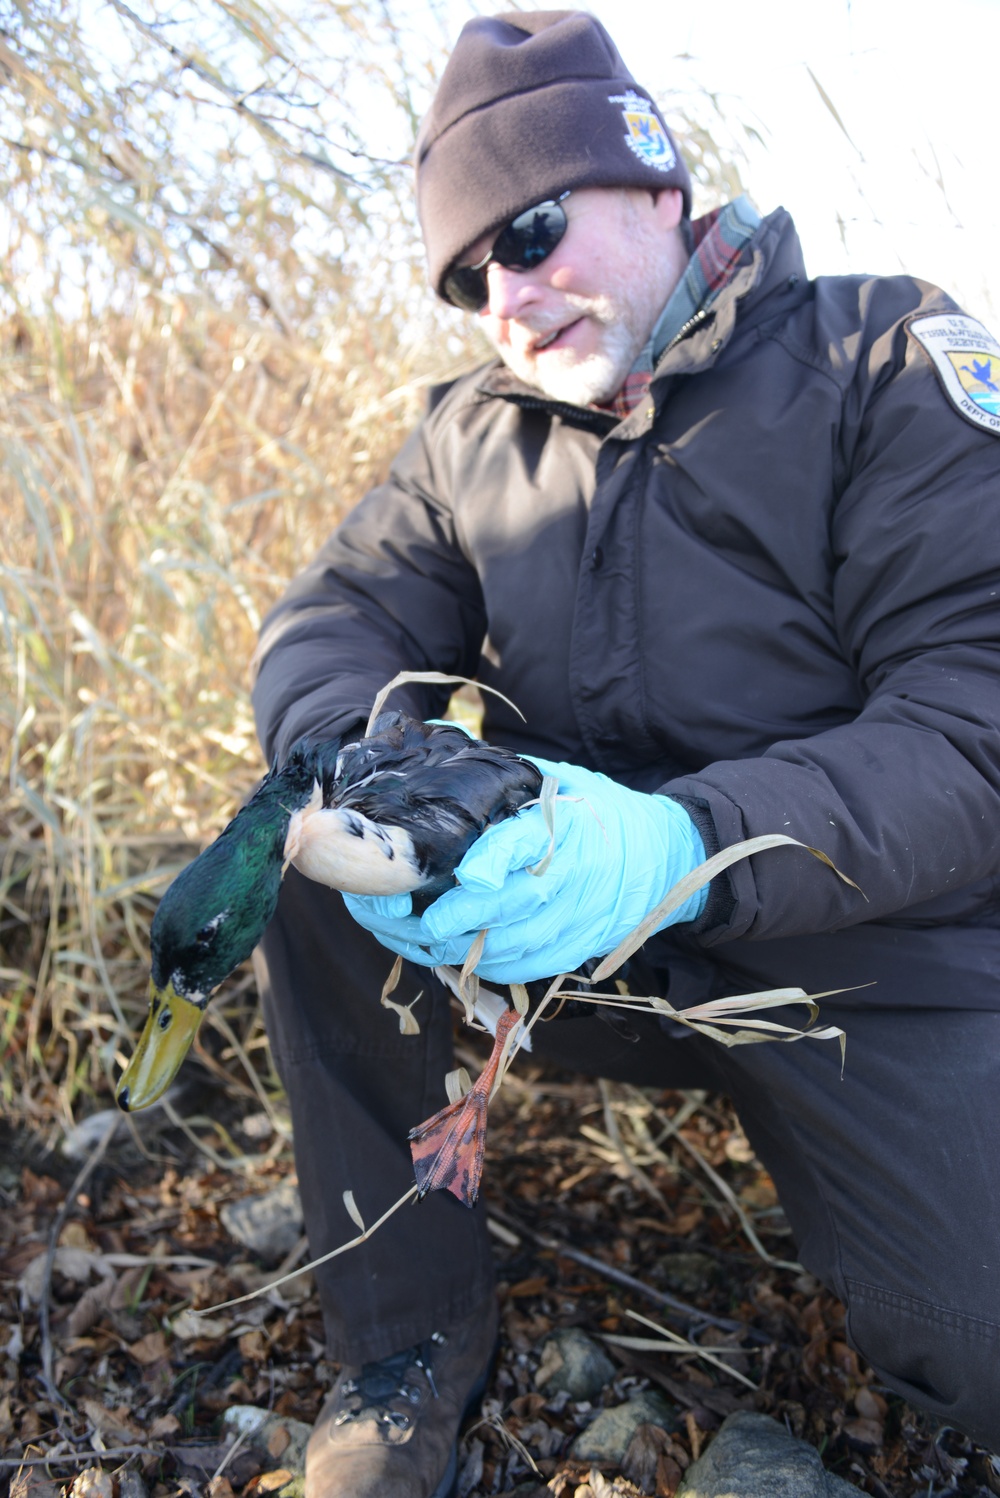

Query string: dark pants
[255,870,1000,1453]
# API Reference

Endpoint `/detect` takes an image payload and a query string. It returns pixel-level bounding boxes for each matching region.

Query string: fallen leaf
[239,1328,268,1361]
[19,1248,110,1303]
[267,1425,290,1459]
[843,1415,883,1450]
[508,1277,549,1299]
[245,1472,293,1494]
[172,1308,231,1340]
[80,1397,145,1442]
[854,1386,887,1420]
[150,1412,182,1439]
[66,1278,114,1338]
[66,1469,114,1498]
[127,1329,169,1365]
[9,1471,60,1498]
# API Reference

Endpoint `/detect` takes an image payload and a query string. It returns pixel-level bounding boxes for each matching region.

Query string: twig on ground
[198,1183,418,1314]
[603,1308,760,1391]
[1,1447,153,1470]
[39,1111,121,1411]
[486,1204,772,1344]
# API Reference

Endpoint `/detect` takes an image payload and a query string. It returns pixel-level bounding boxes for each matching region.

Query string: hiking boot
[304,1297,498,1498]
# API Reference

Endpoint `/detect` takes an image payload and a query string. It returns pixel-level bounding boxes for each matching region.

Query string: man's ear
[653,187,685,233]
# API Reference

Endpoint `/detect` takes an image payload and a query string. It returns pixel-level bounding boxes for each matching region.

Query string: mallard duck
[117,712,542,1113]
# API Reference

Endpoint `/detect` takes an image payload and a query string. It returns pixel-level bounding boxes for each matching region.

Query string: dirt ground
[1,1007,996,1498]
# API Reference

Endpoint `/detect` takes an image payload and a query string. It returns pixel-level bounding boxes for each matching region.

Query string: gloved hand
[345,756,708,983]
[341,887,430,964]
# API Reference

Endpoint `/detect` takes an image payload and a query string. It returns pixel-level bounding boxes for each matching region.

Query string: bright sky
[430,0,999,324]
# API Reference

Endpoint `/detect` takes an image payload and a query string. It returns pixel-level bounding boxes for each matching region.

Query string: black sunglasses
[443,192,571,312]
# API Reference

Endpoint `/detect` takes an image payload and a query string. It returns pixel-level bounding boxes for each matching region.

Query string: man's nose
[484,262,542,321]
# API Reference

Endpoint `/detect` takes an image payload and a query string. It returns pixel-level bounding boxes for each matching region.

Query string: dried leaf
[267,1426,291,1458]
[445,1066,472,1104]
[171,1309,230,1341]
[19,1246,110,1302]
[381,954,403,999]
[434,968,534,1050]
[591,833,864,981]
[150,1413,182,1439]
[365,671,525,736]
[457,930,486,1023]
[66,1470,113,1498]
[382,992,422,1034]
[342,1190,365,1231]
[527,774,559,876]
[551,984,848,1071]
[380,957,421,1033]
[126,1328,170,1364]
[66,1276,114,1337]
[79,1397,145,1441]
[509,982,529,1016]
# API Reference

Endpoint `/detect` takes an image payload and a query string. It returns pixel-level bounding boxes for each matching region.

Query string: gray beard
[488,299,645,407]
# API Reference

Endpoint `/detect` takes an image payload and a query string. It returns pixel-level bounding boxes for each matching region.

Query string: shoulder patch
[908,313,1000,436]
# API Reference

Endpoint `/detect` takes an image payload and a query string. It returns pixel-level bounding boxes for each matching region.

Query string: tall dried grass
[0,285,484,1132]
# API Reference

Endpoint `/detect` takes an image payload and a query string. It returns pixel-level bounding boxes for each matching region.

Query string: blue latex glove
[342,887,429,963]
[345,756,708,983]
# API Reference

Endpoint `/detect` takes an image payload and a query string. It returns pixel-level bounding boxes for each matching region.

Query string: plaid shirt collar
[600,194,762,420]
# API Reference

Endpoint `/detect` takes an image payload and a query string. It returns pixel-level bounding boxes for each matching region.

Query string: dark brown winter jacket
[252,208,1000,1013]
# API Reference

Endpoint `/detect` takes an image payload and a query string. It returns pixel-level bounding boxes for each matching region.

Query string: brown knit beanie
[415,10,692,302]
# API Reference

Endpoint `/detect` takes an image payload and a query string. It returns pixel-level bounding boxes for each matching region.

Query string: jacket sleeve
[663,290,1000,943]
[252,399,487,765]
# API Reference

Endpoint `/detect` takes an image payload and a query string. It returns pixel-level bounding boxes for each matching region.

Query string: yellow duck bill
[116,979,205,1112]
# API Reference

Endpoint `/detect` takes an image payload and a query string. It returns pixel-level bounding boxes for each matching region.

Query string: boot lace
[334,1331,447,1432]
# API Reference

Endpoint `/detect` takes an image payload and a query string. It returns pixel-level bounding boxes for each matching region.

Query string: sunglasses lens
[443,198,569,312]
[493,200,568,271]
[443,264,491,312]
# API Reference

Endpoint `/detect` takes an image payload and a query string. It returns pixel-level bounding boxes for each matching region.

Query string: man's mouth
[530,319,581,354]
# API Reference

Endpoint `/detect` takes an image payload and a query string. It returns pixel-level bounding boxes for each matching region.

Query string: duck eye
[195,923,216,948]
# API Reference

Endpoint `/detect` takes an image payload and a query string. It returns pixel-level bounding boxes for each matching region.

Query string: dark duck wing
[118,711,541,1111]
[285,713,543,907]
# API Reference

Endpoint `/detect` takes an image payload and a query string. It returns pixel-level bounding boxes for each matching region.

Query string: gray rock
[117,1473,148,1498]
[570,1390,678,1464]
[220,1180,304,1259]
[534,1327,617,1401]
[676,1411,859,1497]
[659,1251,718,1296]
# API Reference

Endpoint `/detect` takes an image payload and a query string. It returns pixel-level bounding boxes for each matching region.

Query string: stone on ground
[219,1181,304,1259]
[676,1411,859,1496]
[570,1389,679,1464]
[534,1326,617,1401]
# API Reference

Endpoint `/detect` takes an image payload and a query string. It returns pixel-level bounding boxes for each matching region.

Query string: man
[250,11,1000,1496]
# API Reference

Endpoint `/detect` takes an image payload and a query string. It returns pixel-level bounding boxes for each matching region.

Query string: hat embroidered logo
[609,90,677,172]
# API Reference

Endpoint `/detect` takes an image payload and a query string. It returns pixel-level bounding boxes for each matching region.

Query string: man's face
[470,186,687,406]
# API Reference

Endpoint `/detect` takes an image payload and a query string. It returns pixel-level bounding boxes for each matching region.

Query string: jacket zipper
[663,306,714,357]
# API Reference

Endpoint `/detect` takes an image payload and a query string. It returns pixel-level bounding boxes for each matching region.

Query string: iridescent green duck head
[116,756,316,1112]
[117,714,543,1112]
